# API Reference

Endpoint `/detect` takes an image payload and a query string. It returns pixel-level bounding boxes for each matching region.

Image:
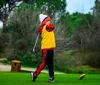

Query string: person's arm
[46,24,55,32]
[38,25,44,34]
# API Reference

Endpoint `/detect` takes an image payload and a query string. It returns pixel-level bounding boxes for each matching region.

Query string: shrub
[18,52,41,67]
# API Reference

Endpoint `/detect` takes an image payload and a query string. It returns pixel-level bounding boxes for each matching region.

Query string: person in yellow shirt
[31,14,56,82]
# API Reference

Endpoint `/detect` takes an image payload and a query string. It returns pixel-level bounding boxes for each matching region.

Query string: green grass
[0,72,100,85]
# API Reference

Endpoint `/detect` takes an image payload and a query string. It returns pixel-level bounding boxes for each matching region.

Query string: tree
[93,0,100,16]
[0,0,66,32]
[4,4,40,59]
[23,0,34,4]
[0,0,35,32]
[35,0,66,17]
[0,0,20,32]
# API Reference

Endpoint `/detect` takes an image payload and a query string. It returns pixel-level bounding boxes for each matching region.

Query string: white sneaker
[31,72,37,82]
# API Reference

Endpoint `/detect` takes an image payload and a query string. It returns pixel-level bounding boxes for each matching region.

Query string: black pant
[46,50,54,77]
[34,49,54,77]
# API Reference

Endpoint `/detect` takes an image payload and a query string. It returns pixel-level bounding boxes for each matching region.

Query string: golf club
[33,33,39,52]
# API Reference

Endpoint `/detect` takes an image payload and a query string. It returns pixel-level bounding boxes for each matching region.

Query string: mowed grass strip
[0,72,100,85]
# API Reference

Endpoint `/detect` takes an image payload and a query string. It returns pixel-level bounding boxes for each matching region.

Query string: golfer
[31,14,56,82]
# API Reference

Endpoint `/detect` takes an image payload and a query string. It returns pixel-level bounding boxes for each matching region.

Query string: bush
[18,52,41,67]
[4,5,40,60]
[76,51,100,68]
[54,51,82,73]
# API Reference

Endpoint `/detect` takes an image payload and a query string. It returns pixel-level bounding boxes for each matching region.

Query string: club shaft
[33,33,39,51]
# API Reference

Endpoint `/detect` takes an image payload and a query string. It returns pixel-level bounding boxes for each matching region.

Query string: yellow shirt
[41,25,56,49]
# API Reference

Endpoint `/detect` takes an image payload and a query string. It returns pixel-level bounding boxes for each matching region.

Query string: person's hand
[46,24,55,32]
[33,48,35,52]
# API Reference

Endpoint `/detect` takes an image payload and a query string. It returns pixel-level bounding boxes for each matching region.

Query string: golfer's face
[46,21,51,26]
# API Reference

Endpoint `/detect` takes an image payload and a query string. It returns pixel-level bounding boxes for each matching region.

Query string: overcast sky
[66,0,95,14]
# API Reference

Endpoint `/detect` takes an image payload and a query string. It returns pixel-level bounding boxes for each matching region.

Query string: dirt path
[0,63,11,71]
[0,63,65,74]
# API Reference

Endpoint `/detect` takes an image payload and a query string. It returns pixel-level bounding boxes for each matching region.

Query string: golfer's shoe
[31,72,37,82]
[48,77,54,82]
